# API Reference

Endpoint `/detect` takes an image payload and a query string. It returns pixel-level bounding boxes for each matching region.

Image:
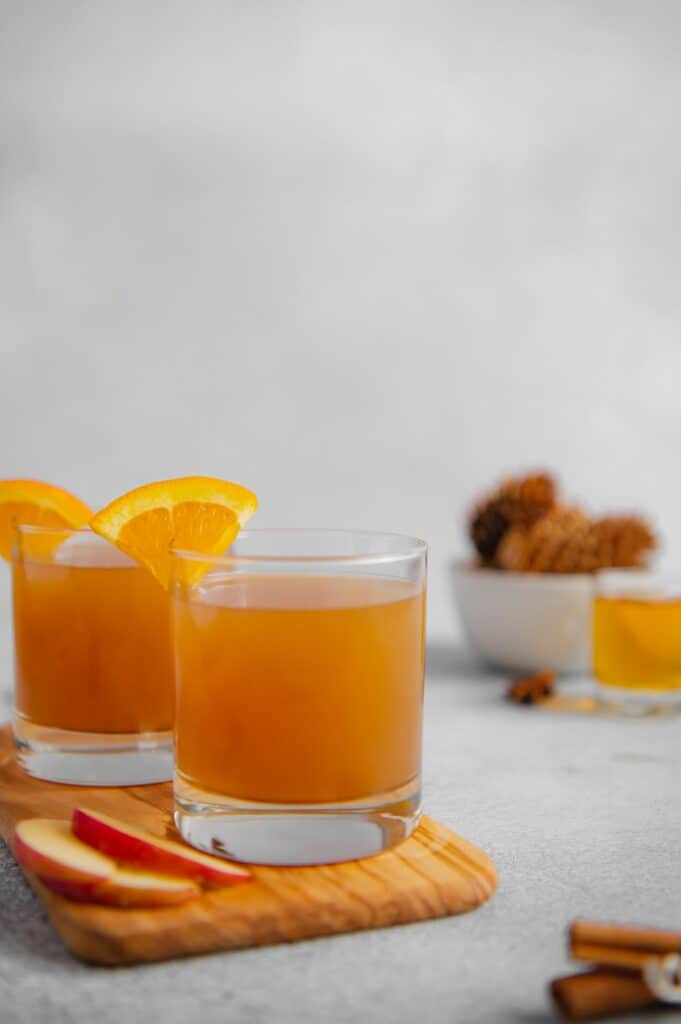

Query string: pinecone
[470,500,508,562]
[496,506,596,573]
[495,472,557,527]
[496,508,657,574]
[590,515,656,569]
[469,471,557,561]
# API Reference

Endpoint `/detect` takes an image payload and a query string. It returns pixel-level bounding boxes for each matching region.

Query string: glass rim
[171,528,427,567]
[595,567,681,594]
[14,524,95,535]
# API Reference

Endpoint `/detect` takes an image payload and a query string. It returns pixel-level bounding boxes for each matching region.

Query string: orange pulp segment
[0,479,92,561]
[90,477,258,588]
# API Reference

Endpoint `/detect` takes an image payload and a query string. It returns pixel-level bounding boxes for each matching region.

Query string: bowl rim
[451,558,594,587]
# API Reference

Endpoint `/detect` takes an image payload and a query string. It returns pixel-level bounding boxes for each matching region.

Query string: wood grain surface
[0,725,497,965]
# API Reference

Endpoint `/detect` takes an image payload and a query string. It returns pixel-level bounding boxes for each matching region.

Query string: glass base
[595,682,681,716]
[14,716,174,786]
[174,774,422,866]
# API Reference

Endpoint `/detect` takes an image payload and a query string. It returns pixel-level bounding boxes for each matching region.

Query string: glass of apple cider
[593,570,681,713]
[171,530,427,866]
[13,525,174,784]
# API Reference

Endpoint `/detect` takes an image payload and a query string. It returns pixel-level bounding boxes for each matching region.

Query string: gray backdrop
[2,0,680,658]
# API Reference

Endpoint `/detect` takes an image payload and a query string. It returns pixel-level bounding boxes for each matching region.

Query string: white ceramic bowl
[452,563,594,674]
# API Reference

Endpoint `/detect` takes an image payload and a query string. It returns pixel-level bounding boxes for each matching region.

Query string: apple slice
[14,818,202,908]
[72,809,251,887]
[41,866,200,908]
[14,819,115,885]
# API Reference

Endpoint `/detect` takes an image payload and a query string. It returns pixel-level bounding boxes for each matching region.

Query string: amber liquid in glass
[14,557,173,734]
[173,574,425,804]
[593,595,681,692]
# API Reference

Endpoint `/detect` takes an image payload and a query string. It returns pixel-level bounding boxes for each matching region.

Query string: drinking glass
[13,525,174,784]
[593,570,681,713]
[171,530,427,865]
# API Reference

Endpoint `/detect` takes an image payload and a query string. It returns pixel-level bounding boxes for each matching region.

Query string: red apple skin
[72,809,251,887]
[37,875,102,902]
[13,820,114,885]
[40,871,200,908]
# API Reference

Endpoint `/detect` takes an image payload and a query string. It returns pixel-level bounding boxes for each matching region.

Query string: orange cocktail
[4,475,259,788]
[174,575,424,803]
[171,530,427,866]
[13,526,173,784]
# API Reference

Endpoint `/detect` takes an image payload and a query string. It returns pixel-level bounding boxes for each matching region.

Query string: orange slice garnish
[90,477,258,588]
[0,479,92,561]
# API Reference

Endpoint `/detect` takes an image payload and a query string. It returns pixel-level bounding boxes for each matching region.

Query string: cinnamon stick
[507,669,555,704]
[570,920,681,971]
[550,968,656,1021]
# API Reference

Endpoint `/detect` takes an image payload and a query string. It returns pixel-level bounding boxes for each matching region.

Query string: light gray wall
[1,1,680,666]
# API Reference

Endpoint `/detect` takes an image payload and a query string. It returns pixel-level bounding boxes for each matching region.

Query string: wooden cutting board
[0,724,497,965]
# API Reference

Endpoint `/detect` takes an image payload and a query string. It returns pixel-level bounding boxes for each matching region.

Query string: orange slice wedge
[90,477,258,588]
[0,479,92,560]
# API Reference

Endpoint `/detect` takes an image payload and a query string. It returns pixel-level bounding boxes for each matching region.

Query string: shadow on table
[503,1013,554,1023]
[426,639,500,681]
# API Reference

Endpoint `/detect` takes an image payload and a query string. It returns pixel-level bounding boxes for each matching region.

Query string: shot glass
[593,570,681,713]
[171,529,427,865]
[13,525,174,784]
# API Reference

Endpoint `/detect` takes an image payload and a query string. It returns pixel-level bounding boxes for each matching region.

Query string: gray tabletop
[0,643,678,1024]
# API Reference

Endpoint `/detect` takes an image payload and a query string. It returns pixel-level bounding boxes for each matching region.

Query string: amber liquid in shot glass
[593,570,681,713]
